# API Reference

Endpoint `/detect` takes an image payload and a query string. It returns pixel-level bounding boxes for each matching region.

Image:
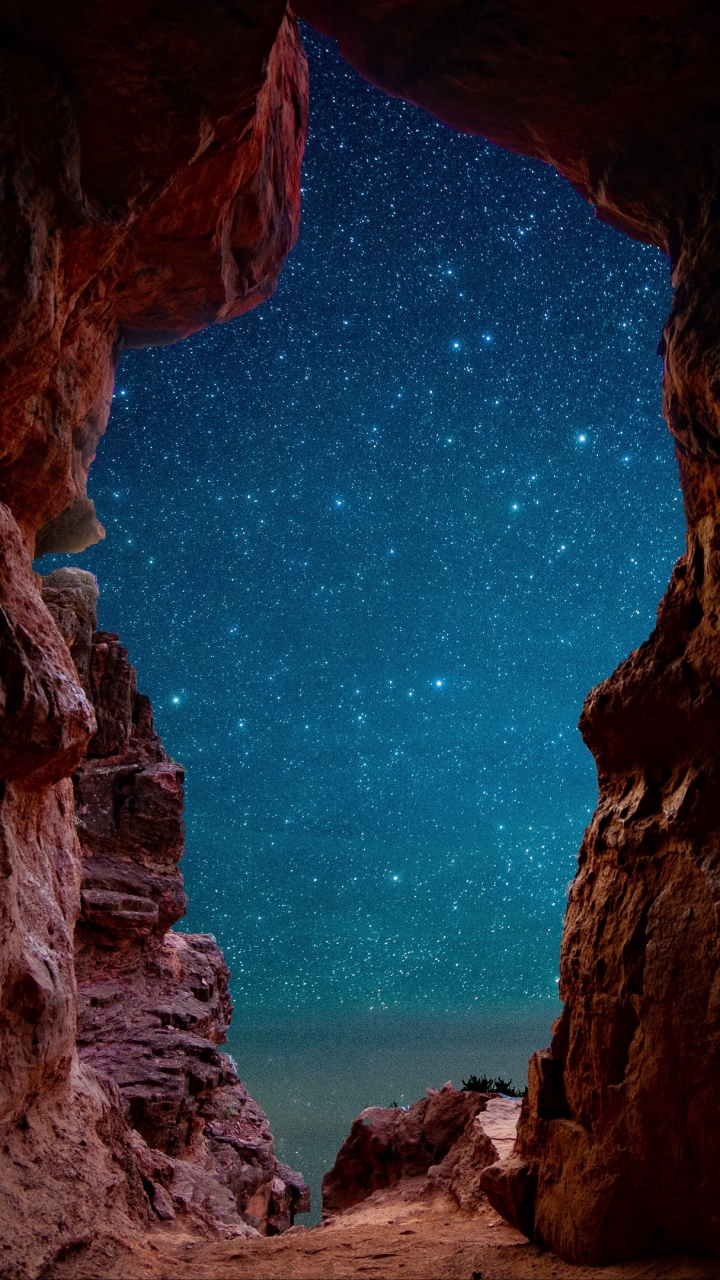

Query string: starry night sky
[44,26,683,1020]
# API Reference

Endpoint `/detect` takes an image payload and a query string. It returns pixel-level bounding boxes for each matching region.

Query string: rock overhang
[2,1,720,1270]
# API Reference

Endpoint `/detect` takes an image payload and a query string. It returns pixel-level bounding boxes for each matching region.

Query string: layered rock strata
[43,567,309,1238]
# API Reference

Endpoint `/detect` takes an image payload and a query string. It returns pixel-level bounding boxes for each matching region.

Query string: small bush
[462,1073,525,1097]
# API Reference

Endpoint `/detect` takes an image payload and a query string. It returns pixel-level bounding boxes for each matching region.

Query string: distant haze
[230,1008,557,1224]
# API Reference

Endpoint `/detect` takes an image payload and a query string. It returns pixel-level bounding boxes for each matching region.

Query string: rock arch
[1,1,719,1269]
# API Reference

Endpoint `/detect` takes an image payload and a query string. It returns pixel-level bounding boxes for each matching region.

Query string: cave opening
[38,23,684,1226]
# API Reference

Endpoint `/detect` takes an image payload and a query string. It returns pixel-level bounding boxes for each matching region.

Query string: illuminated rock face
[2,0,720,1270]
[45,568,310,1237]
[0,1,307,552]
[0,6,307,1273]
[322,1083,504,1216]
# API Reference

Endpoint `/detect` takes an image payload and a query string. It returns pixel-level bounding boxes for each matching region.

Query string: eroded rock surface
[3,0,720,1272]
[291,2,720,1265]
[0,9,308,1270]
[480,523,720,1261]
[295,0,719,253]
[322,1081,518,1216]
[42,568,309,1239]
[0,2,307,552]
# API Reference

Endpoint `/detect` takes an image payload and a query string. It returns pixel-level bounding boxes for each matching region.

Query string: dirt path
[51,1179,717,1280]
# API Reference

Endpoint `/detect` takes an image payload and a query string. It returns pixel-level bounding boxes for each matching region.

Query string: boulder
[322,1081,502,1214]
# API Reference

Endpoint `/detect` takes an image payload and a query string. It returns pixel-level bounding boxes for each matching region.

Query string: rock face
[322,1082,510,1216]
[0,9,308,1273]
[293,2,720,1266]
[295,0,719,254]
[0,1,307,555]
[479,532,720,1261]
[41,568,309,1240]
[3,0,720,1272]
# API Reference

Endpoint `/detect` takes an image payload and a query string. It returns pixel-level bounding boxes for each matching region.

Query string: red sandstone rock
[295,0,720,254]
[0,12,308,1260]
[76,932,234,1153]
[0,4,307,551]
[0,507,95,788]
[323,1085,520,1219]
[322,1082,492,1214]
[0,518,100,1269]
[429,1096,521,1211]
[4,1,720,1272]
[37,569,310,1236]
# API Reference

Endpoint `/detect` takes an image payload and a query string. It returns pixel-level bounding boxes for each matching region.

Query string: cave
[2,2,720,1275]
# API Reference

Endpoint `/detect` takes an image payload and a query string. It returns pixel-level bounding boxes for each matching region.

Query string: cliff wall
[292,0,720,1263]
[45,567,309,1240]
[0,6,308,1273]
[1,0,720,1271]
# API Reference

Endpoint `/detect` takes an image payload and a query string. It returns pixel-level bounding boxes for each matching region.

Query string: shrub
[462,1073,525,1097]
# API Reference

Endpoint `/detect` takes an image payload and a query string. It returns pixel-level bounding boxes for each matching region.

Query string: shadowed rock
[3,0,720,1270]
[291,3,720,1263]
[323,1081,517,1215]
[42,571,310,1235]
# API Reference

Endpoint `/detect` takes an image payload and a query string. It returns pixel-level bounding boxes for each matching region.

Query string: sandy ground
[49,1098,717,1279]
[51,1177,719,1280]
